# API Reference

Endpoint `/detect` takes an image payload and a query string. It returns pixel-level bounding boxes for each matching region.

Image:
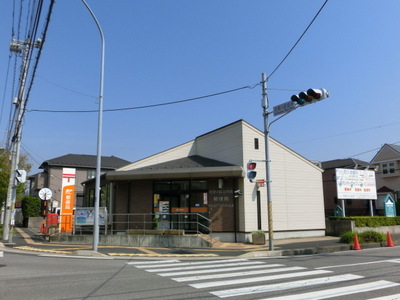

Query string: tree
[21,195,41,226]
[0,148,32,209]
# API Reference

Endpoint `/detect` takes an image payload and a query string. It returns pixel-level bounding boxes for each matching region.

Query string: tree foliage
[21,195,41,220]
[0,149,32,208]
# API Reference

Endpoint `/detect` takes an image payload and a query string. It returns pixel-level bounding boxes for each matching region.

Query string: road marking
[191,269,332,289]
[15,227,35,244]
[158,263,284,277]
[261,280,400,300]
[130,258,249,268]
[14,246,70,254]
[316,259,400,269]
[211,274,363,298]
[367,293,400,300]
[140,261,265,272]
[127,260,180,265]
[172,266,306,282]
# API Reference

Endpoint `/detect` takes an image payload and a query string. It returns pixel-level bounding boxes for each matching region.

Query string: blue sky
[1,0,399,173]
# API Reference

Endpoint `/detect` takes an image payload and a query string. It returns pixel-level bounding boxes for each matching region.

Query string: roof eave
[106,166,245,181]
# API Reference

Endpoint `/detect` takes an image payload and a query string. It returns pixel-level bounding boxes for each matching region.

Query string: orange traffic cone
[40,222,46,234]
[386,231,395,247]
[353,234,362,250]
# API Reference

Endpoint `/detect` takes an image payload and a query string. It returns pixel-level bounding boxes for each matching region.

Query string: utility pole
[261,73,274,251]
[3,38,39,242]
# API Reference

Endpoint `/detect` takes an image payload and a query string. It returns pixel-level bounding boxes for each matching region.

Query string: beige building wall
[118,141,196,171]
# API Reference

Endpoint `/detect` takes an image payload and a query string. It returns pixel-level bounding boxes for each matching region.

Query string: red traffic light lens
[247,162,256,170]
[307,89,321,99]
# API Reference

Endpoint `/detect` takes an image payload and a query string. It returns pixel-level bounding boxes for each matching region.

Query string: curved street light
[81,0,105,252]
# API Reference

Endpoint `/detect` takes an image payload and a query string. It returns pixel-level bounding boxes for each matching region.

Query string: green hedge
[329,216,400,227]
[339,230,386,244]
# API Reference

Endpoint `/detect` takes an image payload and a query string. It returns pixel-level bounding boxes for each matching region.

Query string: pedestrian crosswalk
[127,258,400,299]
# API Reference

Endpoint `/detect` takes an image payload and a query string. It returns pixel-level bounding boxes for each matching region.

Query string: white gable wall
[269,139,325,232]
[195,121,244,165]
[241,123,267,232]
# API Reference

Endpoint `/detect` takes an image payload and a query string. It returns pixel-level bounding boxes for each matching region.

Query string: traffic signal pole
[261,73,274,251]
[259,72,330,251]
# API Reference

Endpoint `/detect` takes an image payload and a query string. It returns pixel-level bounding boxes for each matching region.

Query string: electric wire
[28,84,258,113]
[267,0,329,80]
[26,1,329,115]
[350,141,400,159]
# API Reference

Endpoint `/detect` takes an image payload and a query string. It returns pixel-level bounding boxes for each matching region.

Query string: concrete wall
[27,217,44,229]
[50,234,212,248]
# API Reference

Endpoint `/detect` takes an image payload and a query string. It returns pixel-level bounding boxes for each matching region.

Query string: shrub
[339,230,386,244]
[339,231,358,244]
[252,230,265,236]
[360,230,386,243]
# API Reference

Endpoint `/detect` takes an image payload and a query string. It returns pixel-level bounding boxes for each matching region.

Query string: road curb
[239,250,283,257]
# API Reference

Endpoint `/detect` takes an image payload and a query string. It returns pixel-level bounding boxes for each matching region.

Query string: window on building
[382,162,396,175]
[254,138,259,150]
[87,169,96,179]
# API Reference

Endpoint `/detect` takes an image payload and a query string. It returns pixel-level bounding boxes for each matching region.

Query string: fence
[110,213,212,236]
[46,212,212,238]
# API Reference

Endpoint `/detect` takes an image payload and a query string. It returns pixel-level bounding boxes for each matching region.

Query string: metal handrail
[110,212,212,237]
[47,212,213,243]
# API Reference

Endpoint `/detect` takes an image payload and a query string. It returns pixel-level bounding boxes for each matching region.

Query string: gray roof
[137,155,236,170]
[106,155,244,180]
[387,144,400,154]
[40,154,131,170]
[321,158,371,170]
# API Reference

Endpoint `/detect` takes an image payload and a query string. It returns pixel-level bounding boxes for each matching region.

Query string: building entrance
[153,180,209,233]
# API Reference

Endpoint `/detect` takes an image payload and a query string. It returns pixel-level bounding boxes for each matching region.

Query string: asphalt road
[2,247,400,299]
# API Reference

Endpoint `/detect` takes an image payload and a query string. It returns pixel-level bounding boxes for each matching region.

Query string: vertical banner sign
[60,168,76,233]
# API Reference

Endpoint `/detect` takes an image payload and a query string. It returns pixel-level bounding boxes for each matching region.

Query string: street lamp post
[81,0,104,252]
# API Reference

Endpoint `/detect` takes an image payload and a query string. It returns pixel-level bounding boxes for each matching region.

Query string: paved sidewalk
[1,226,398,258]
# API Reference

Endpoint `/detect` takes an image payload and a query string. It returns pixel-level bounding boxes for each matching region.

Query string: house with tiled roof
[370,144,400,214]
[320,158,375,216]
[30,154,131,210]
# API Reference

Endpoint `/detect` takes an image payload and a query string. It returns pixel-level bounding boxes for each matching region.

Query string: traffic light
[247,161,257,182]
[16,169,27,183]
[291,88,329,106]
[41,200,48,217]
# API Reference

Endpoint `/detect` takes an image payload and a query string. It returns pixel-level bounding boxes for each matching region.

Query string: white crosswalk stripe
[172,266,306,282]
[190,269,333,289]
[211,274,363,298]
[259,280,400,300]
[127,258,400,299]
[159,263,285,277]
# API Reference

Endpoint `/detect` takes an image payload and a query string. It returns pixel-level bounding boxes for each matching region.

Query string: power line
[28,84,258,113]
[26,2,329,115]
[267,0,329,80]
[350,141,400,159]
[288,121,400,145]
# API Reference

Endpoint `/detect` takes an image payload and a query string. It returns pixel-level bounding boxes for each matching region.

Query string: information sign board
[336,168,377,200]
